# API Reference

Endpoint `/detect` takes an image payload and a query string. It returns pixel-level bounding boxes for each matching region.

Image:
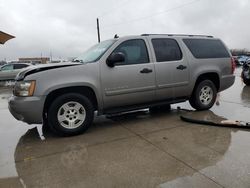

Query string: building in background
[18,57,50,64]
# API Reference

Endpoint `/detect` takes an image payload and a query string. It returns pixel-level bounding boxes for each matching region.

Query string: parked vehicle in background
[242,59,250,85]
[9,34,235,136]
[0,61,7,66]
[0,63,31,81]
[237,55,249,65]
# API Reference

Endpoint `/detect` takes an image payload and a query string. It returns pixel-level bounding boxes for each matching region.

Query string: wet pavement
[1,68,250,188]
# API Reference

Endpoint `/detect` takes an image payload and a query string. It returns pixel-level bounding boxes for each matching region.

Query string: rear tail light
[231,57,236,74]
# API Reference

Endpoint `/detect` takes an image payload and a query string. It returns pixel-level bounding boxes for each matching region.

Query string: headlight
[14,81,36,97]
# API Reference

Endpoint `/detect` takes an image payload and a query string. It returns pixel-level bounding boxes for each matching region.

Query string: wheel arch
[43,86,98,120]
[194,72,220,91]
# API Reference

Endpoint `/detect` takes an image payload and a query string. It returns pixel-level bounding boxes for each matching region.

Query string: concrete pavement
[1,69,250,188]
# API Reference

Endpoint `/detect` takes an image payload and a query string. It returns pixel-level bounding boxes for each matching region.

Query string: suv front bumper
[8,95,46,124]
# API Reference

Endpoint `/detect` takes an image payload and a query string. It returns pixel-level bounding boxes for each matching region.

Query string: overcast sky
[0,0,250,61]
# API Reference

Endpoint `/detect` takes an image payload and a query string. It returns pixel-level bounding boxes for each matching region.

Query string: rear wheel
[189,80,217,110]
[48,93,94,136]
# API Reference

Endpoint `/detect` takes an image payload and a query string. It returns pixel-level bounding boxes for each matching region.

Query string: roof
[115,34,216,41]
[0,31,15,44]
[141,34,214,38]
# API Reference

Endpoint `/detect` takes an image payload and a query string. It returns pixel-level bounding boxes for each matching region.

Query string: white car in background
[0,63,31,81]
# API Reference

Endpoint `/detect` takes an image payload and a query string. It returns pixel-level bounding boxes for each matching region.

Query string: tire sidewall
[48,93,94,136]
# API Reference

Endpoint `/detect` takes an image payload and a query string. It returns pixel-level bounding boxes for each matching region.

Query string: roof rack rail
[141,34,214,38]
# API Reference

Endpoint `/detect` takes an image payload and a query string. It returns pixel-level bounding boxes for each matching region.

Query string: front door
[101,39,156,110]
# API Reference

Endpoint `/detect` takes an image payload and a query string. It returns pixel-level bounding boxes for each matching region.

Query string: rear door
[149,37,190,100]
[100,38,156,110]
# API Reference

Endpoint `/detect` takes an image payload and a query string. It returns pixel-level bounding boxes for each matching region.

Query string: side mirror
[106,52,125,67]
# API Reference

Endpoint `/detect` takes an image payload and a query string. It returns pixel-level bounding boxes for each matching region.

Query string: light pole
[97,18,100,43]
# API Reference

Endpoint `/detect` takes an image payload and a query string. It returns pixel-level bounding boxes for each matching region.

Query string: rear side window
[14,64,29,69]
[183,39,230,59]
[152,38,182,62]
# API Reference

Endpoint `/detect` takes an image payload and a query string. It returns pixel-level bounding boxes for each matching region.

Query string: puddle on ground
[181,110,226,123]
[157,130,250,188]
[240,86,250,108]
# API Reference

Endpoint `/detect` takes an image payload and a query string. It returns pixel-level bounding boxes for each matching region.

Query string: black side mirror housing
[106,52,125,67]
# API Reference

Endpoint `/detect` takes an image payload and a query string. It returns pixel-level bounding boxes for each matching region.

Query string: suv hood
[16,62,81,81]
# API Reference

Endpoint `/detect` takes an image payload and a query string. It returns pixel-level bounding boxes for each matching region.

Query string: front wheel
[189,80,217,110]
[48,93,94,136]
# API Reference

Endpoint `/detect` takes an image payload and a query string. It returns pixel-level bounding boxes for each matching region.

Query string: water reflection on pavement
[1,69,250,187]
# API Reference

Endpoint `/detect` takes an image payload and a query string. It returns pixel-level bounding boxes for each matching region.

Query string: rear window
[14,64,29,69]
[183,39,230,59]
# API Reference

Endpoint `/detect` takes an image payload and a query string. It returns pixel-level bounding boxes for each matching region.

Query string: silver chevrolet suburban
[9,34,235,136]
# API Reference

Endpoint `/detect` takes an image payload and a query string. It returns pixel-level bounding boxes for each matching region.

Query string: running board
[105,98,187,115]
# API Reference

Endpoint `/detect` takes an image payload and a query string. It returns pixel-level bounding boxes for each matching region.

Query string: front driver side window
[113,39,149,65]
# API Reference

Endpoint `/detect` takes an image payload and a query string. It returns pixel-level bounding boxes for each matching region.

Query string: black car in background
[242,59,250,85]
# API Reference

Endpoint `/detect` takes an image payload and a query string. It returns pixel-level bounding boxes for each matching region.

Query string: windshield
[74,39,116,63]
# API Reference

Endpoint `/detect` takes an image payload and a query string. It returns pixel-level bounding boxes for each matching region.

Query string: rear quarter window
[183,39,230,59]
[14,64,29,69]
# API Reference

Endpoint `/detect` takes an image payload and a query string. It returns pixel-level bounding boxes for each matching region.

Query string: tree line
[231,49,250,56]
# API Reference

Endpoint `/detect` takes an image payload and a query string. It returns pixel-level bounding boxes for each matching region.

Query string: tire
[242,73,250,86]
[243,78,250,86]
[149,104,171,114]
[189,80,217,110]
[47,93,94,136]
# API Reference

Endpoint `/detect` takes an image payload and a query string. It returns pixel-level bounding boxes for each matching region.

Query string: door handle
[176,65,187,70]
[140,68,153,73]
